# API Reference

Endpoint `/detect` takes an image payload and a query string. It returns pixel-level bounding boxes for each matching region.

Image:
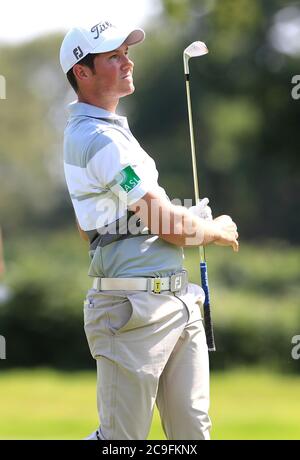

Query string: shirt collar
[68,101,127,126]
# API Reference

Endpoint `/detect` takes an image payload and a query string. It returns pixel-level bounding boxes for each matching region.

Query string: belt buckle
[171,271,188,293]
[153,278,161,294]
[147,278,161,294]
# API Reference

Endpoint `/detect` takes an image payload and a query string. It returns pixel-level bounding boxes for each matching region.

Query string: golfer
[60,20,238,441]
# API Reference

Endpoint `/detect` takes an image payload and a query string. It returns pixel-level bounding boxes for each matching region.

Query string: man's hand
[211,215,239,252]
[189,197,213,220]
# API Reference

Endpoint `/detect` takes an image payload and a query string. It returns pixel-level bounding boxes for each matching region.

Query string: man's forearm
[133,198,218,247]
[157,204,218,247]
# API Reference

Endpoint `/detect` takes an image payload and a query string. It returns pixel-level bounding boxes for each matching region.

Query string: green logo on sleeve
[115,166,141,193]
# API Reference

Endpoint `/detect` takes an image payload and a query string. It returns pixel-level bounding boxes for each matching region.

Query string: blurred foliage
[133,0,300,242]
[0,231,91,369]
[0,1,299,371]
[0,232,299,372]
[0,0,300,241]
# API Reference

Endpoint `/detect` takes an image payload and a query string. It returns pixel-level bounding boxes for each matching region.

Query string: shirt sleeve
[86,129,152,206]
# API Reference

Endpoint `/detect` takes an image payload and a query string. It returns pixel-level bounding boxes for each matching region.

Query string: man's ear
[73,64,90,82]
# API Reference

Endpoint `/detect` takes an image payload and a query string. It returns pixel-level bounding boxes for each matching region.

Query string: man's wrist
[201,220,220,245]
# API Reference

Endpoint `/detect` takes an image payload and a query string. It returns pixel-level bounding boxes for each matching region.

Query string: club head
[183,41,209,74]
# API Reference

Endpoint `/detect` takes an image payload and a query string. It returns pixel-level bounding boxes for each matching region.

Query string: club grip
[200,262,216,352]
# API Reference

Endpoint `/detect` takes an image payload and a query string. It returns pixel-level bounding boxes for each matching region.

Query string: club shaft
[185,76,200,202]
[185,75,206,262]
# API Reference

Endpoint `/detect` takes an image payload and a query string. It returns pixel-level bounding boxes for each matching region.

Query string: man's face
[86,43,135,99]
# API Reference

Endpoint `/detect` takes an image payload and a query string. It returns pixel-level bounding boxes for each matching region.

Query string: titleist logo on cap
[91,21,114,40]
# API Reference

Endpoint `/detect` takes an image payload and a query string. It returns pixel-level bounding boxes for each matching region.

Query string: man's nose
[122,55,134,69]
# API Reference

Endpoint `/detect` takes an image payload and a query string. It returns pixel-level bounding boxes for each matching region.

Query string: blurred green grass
[0,367,299,440]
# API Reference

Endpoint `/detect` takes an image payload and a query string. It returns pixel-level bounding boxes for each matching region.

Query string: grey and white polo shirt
[63,101,183,278]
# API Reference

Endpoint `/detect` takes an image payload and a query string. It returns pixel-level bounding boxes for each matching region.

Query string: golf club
[183,41,216,351]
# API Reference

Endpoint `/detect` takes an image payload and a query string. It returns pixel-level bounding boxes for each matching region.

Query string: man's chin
[121,85,135,98]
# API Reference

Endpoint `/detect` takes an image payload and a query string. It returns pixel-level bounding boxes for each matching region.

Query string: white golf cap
[60,20,145,74]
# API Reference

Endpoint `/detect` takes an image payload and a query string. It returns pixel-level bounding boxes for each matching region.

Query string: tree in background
[132,0,300,242]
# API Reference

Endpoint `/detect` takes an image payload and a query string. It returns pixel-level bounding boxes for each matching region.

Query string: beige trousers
[83,282,211,440]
